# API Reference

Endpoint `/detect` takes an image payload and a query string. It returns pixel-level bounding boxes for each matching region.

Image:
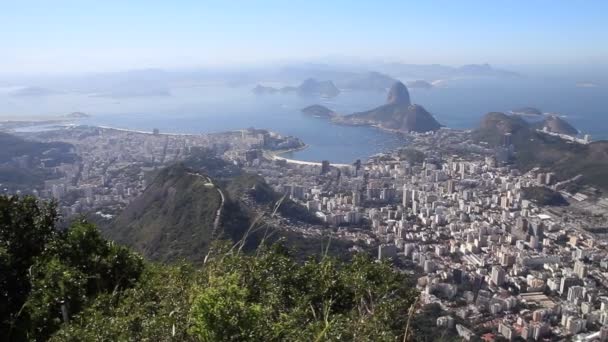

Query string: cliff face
[338,81,441,133]
[386,81,411,105]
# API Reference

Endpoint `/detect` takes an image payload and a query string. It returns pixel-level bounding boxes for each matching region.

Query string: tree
[0,196,58,338]
[0,196,144,341]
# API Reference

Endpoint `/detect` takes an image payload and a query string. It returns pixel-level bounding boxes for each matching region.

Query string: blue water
[1,76,606,163]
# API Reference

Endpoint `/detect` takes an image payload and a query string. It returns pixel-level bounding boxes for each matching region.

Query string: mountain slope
[473,112,608,192]
[106,158,330,263]
[534,115,579,136]
[108,164,231,262]
[0,132,75,164]
[0,132,77,190]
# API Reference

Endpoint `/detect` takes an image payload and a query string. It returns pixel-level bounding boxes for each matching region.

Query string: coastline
[263,145,352,168]
[9,120,394,168]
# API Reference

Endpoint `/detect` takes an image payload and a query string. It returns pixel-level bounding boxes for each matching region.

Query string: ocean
[1,76,606,164]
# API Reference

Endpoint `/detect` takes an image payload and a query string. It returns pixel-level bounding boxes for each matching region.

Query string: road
[187,172,225,239]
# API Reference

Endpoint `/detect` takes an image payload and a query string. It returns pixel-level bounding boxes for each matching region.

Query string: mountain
[337,71,397,91]
[535,115,579,136]
[378,63,519,80]
[301,104,336,118]
[106,154,329,262]
[456,63,519,77]
[478,112,529,136]
[65,112,91,118]
[251,78,340,98]
[474,112,608,192]
[406,80,433,89]
[107,164,234,262]
[296,78,340,97]
[252,84,278,94]
[480,111,578,137]
[336,82,441,133]
[9,86,61,97]
[387,81,411,105]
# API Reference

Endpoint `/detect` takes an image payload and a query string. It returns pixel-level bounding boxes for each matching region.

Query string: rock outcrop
[336,82,441,133]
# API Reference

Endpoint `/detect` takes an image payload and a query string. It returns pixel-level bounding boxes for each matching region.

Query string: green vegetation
[408,303,462,342]
[107,162,328,263]
[225,172,320,224]
[0,132,76,164]
[1,195,419,341]
[398,148,426,164]
[0,165,53,190]
[0,196,143,341]
[522,186,568,206]
[0,133,78,191]
[474,112,608,192]
[108,164,225,263]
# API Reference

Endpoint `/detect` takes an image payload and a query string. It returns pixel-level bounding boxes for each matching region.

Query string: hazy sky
[2,0,607,74]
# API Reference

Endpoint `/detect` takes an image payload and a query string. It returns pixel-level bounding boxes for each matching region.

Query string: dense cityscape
[3,2,608,341]
[1,123,607,341]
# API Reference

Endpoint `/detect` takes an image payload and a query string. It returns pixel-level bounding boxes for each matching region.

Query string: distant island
[252,78,340,98]
[576,82,598,88]
[406,80,433,89]
[333,81,442,133]
[92,88,171,98]
[9,86,61,97]
[301,104,336,118]
[252,84,279,94]
[65,112,91,119]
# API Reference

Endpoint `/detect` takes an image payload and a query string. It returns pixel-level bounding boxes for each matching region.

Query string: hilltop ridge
[474,112,608,191]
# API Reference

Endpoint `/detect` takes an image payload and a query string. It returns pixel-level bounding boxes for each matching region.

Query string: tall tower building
[447,179,455,194]
[491,266,506,287]
[574,261,587,278]
[402,185,412,207]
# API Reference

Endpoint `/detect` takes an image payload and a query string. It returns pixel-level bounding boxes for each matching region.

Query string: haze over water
[1,76,606,164]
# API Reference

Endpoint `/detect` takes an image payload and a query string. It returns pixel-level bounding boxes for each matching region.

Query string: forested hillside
[0,196,419,341]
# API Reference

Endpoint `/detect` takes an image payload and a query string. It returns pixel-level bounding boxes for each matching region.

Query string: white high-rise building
[491,266,506,286]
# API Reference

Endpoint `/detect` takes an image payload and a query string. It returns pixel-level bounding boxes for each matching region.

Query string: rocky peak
[386,81,411,105]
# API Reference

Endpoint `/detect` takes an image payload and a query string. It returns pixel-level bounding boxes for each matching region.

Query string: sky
[1,0,607,74]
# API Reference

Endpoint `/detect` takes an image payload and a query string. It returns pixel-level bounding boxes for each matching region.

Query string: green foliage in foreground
[1,196,418,341]
[0,196,144,341]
